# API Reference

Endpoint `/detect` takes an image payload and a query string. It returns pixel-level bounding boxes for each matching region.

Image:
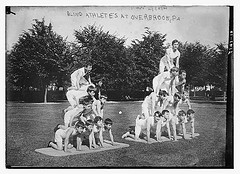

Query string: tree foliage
[128,27,166,90]
[73,25,133,91]
[7,18,72,102]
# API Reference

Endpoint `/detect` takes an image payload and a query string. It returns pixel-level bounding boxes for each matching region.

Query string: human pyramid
[48,63,116,152]
[122,39,195,143]
[47,39,196,153]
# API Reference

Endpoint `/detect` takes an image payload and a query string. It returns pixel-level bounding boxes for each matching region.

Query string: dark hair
[172,39,179,45]
[85,119,93,126]
[187,109,195,115]
[79,95,94,105]
[104,118,113,125]
[75,121,85,128]
[162,110,169,115]
[170,67,179,72]
[180,70,186,74]
[178,110,186,116]
[86,62,93,67]
[94,116,103,123]
[87,85,96,93]
[158,90,169,97]
[174,92,181,100]
[100,94,108,99]
[154,111,162,117]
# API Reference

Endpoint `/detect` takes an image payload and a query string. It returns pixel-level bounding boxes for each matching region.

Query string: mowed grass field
[6,100,227,168]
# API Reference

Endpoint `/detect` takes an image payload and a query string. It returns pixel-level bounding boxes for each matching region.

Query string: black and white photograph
[5,1,234,170]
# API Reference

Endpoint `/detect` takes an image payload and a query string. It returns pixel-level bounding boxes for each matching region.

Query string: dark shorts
[128,126,135,135]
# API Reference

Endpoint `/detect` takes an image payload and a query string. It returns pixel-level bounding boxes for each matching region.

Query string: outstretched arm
[99,128,104,147]
[108,129,115,145]
[76,136,82,151]
[176,55,180,68]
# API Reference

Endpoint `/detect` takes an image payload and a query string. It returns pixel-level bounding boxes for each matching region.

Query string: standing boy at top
[159,39,180,74]
[69,63,93,91]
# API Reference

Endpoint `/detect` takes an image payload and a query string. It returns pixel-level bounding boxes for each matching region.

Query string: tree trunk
[44,85,48,103]
[193,85,196,97]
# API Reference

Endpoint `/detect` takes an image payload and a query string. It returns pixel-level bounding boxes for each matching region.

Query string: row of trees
[6,18,228,102]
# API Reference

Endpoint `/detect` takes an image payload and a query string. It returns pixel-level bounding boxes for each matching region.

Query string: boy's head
[170,67,179,77]
[85,119,93,131]
[178,110,187,123]
[153,111,162,122]
[79,95,93,109]
[172,39,179,50]
[87,85,96,97]
[162,110,170,119]
[187,109,195,116]
[104,118,113,130]
[100,94,108,104]
[158,90,169,100]
[97,80,103,87]
[178,110,186,117]
[174,92,181,102]
[85,63,93,72]
[94,116,103,126]
[179,70,186,79]
[75,121,85,133]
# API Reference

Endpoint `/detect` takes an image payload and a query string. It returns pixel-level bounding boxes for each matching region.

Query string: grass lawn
[6,101,227,168]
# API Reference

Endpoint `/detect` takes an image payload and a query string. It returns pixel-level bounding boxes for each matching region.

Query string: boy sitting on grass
[48,121,85,152]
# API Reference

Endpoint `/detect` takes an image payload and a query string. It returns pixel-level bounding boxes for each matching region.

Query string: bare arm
[108,129,115,145]
[64,128,74,152]
[99,128,104,147]
[92,100,101,116]
[76,136,82,151]
[176,55,180,68]
[146,118,151,143]
[156,121,162,141]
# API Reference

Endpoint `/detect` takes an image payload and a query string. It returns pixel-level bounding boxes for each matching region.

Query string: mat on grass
[123,133,200,144]
[35,140,129,157]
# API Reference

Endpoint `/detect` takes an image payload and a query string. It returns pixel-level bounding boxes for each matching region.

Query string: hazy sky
[6,6,229,50]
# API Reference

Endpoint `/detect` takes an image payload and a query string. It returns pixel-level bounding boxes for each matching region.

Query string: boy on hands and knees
[146,111,162,143]
[133,111,162,143]
[162,92,182,141]
[157,110,171,142]
[65,84,96,113]
[176,110,188,139]
[76,119,94,151]
[92,116,104,148]
[102,118,116,146]
[48,121,85,152]
[153,67,179,97]
[92,94,107,118]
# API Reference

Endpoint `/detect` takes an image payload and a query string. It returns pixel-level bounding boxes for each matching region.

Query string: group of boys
[48,63,116,152]
[122,43,195,143]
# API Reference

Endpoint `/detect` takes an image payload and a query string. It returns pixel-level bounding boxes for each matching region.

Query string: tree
[73,25,133,94]
[7,18,72,102]
[179,42,210,86]
[129,27,166,90]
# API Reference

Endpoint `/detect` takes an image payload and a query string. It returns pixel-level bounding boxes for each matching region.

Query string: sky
[6,6,230,50]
